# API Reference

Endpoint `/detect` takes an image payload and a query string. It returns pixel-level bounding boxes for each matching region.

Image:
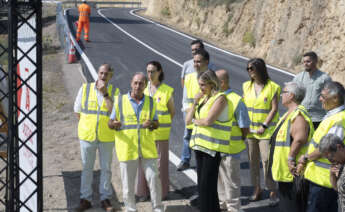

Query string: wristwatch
[261,123,268,129]
[303,154,309,163]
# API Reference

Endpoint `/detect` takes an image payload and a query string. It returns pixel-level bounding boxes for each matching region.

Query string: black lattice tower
[0,0,42,211]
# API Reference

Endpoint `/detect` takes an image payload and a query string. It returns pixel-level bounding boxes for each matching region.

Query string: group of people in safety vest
[74,35,345,212]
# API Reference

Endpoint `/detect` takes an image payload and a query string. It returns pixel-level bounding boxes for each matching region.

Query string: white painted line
[98,9,198,184]
[98,9,182,68]
[65,9,98,81]
[170,151,197,184]
[129,9,295,77]
[42,0,59,3]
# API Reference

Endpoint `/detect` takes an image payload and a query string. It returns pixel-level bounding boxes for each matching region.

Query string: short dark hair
[247,58,270,85]
[323,81,345,105]
[99,63,113,72]
[190,39,204,49]
[303,51,318,62]
[147,61,164,82]
[194,49,209,62]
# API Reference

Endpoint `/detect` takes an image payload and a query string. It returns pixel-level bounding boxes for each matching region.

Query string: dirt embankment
[141,0,345,85]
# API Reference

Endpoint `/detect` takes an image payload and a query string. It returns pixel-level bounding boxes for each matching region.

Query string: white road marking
[129,9,295,77]
[65,9,98,80]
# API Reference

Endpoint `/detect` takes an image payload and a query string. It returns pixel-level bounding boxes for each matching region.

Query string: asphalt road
[66,7,295,211]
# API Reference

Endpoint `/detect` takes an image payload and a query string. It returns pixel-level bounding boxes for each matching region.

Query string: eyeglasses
[280,90,290,97]
[246,66,254,71]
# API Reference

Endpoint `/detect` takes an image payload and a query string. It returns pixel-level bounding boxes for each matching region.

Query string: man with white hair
[270,81,314,212]
[298,81,345,212]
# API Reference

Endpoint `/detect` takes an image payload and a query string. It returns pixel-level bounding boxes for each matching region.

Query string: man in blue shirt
[108,72,163,212]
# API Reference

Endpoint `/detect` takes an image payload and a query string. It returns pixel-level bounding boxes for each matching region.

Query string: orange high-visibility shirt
[78,3,91,22]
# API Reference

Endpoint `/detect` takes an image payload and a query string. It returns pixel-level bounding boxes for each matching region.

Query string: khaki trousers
[218,156,241,212]
[120,158,163,212]
[136,141,169,199]
[247,138,276,190]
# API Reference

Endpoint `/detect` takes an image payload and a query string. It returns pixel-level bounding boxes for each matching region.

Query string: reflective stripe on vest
[304,110,345,188]
[144,83,174,141]
[78,83,118,142]
[78,4,90,22]
[242,80,281,139]
[185,72,200,129]
[190,93,232,153]
[225,91,246,155]
[271,105,314,182]
[114,94,158,161]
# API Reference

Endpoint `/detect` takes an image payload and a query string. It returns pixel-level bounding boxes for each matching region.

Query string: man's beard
[305,67,312,72]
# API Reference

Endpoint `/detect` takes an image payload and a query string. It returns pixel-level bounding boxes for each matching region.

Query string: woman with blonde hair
[186,70,229,212]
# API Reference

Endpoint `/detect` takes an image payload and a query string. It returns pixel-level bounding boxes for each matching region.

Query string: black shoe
[75,199,92,212]
[177,162,190,171]
[189,194,199,208]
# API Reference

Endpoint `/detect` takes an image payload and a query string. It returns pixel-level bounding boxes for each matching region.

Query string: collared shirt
[74,83,114,113]
[74,83,115,143]
[110,92,158,157]
[110,92,158,121]
[293,70,331,122]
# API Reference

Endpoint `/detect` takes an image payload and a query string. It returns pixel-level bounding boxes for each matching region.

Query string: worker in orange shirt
[76,0,91,42]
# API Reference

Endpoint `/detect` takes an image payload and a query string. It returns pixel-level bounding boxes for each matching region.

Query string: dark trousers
[307,181,338,212]
[195,150,221,212]
[278,178,309,212]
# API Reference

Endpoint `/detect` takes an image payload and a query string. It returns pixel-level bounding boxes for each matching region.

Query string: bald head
[216,69,229,91]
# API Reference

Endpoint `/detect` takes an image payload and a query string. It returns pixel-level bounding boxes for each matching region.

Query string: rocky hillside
[141,0,345,84]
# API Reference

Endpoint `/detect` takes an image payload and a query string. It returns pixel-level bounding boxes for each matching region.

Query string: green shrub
[222,14,233,37]
[293,53,303,66]
[161,6,171,17]
[242,31,256,47]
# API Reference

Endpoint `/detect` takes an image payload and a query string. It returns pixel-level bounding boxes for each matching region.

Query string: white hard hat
[82,0,86,2]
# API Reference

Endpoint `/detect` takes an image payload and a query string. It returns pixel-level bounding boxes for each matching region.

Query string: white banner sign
[17,16,38,212]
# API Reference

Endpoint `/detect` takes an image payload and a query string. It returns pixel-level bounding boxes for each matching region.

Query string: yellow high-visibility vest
[114,94,158,162]
[271,105,314,182]
[185,72,200,129]
[304,110,345,188]
[78,83,119,142]
[144,83,174,141]
[242,80,281,139]
[190,93,232,153]
[225,91,247,155]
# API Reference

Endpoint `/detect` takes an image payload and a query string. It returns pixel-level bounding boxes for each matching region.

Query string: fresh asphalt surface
[66,7,294,211]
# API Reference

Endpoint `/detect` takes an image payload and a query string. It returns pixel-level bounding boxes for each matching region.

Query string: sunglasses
[246,66,254,71]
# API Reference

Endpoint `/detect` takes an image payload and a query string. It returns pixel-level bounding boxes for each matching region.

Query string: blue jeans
[306,181,338,212]
[80,140,114,201]
[181,128,192,163]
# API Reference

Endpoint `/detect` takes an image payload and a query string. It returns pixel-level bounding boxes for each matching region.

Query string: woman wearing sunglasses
[242,58,280,205]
